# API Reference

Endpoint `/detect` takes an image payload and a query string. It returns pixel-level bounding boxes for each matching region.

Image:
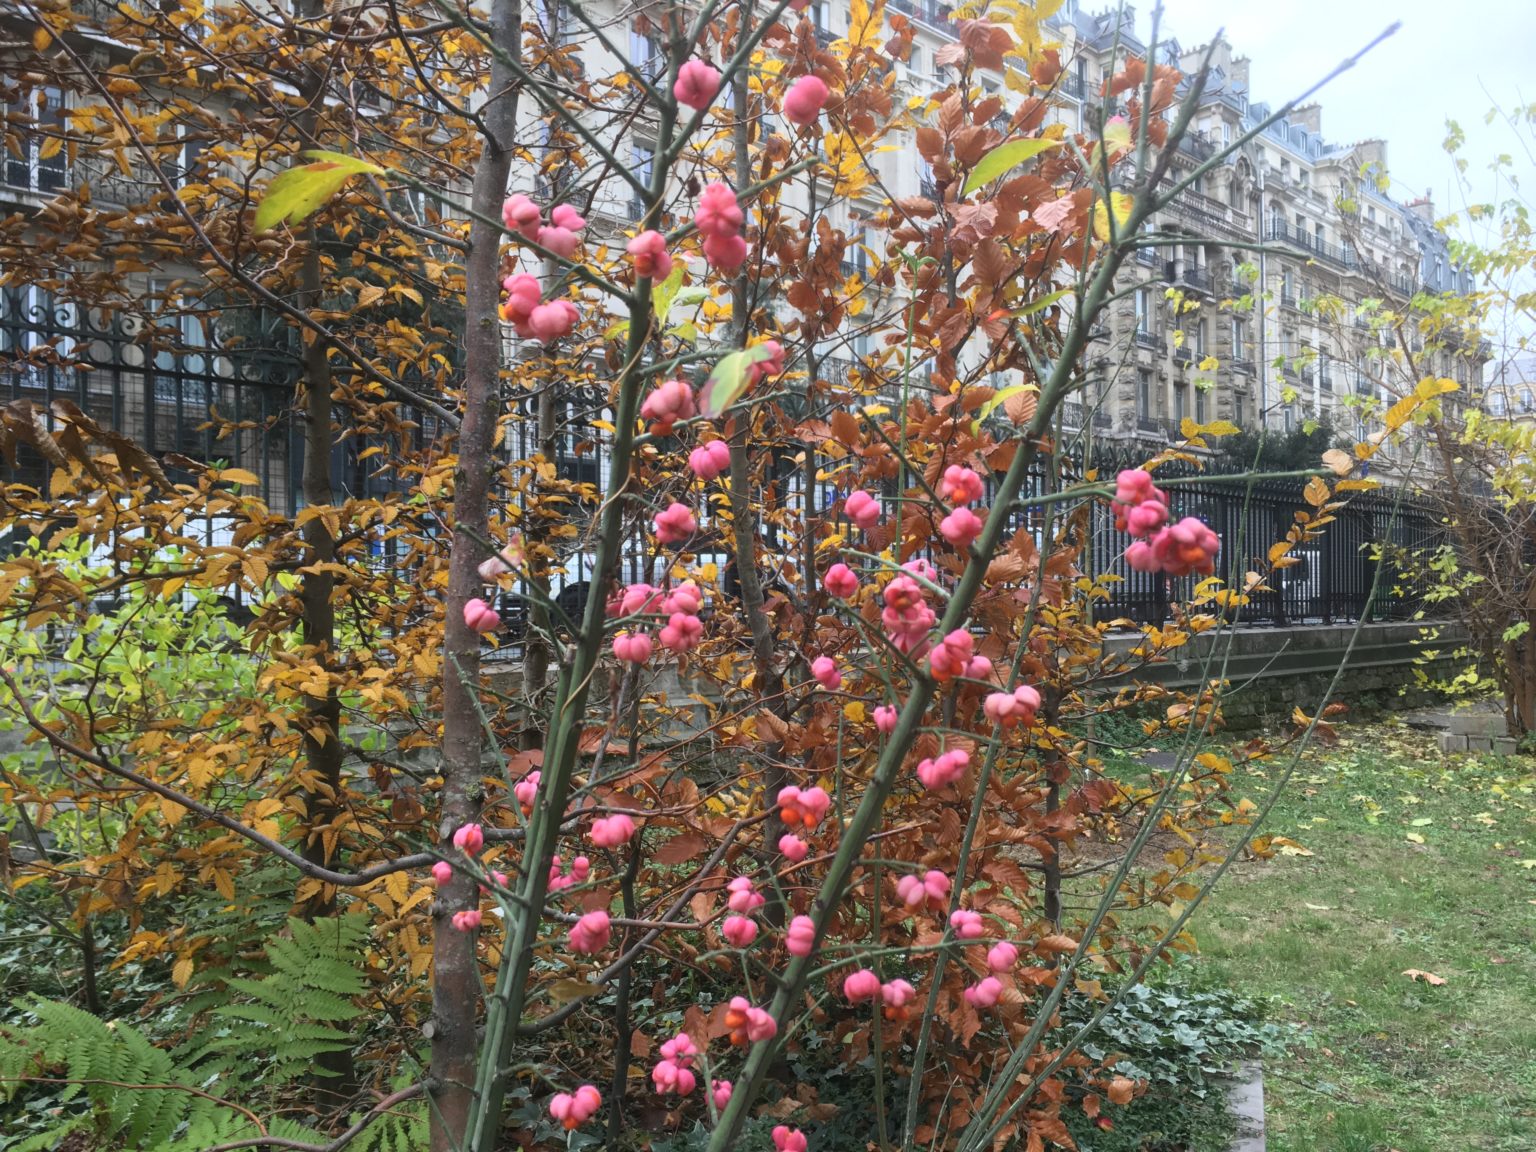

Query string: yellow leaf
[1198,355,1220,372]
[843,700,865,723]
[1405,831,1425,844]
[1092,191,1135,242]
[1402,968,1447,985]
[357,284,385,309]
[1304,476,1329,507]
[172,956,194,989]
[219,468,261,486]
[33,25,52,50]
[1269,836,1313,857]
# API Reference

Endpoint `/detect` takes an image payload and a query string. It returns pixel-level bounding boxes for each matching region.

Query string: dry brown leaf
[1402,968,1447,986]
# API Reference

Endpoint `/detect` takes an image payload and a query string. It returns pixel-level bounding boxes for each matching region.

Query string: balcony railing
[1134,330,1162,352]
[1173,265,1211,293]
[1231,356,1255,374]
[1280,291,1297,310]
[1176,132,1215,162]
[919,175,940,202]
[886,0,950,24]
[1319,368,1334,391]
[1136,246,1159,266]
[1172,345,1193,366]
[1135,416,1163,436]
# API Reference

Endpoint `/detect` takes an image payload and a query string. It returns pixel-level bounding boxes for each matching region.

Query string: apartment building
[1,0,1489,517]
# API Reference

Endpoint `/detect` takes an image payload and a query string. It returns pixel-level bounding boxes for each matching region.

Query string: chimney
[1292,102,1321,134]
[1355,138,1389,180]
[1230,55,1250,90]
[1406,192,1435,223]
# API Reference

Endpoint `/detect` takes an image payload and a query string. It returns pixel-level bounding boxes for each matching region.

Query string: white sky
[1148,0,1535,219]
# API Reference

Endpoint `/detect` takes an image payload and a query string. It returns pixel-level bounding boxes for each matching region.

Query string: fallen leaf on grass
[1304,903,1334,911]
[1270,836,1313,856]
[1402,969,1447,986]
[1405,832,1425,844]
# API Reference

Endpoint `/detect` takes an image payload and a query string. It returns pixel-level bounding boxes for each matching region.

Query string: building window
[1174,383,1187,423]
[1192,318,1206,356]
[630,27,663,80]
[1234,389,1246,427]
[1137,368,1152,416]
[6,86,67,194]
[630,142,654,217]
[1195,384,1208,423]
[1134,288,1151,334]
[1232,318,1249,360]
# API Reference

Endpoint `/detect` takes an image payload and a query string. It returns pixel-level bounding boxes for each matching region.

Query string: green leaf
[1005,288,1070,319]
[962,137,1060,196]
[698,346,777,419]
[976,383,1035,426]
[650,262,687,325]
[255,151,386,231]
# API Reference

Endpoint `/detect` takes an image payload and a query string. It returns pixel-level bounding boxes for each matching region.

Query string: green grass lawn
[1167,719,1536,1151]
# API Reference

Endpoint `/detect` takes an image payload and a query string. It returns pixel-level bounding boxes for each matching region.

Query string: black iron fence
[3,291,1444,629]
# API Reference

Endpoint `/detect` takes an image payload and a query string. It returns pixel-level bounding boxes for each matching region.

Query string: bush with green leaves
[0,916,425,1151]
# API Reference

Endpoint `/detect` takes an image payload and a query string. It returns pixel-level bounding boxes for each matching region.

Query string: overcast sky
[1148,0,1534,220]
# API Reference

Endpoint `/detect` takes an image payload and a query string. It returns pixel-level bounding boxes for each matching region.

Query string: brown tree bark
[431,0,520,1145]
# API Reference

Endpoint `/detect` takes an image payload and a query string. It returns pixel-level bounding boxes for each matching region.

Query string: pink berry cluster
[1113,469,1221,577]
[782,74,829,126]
[673,58,722,112]
[547,853,591,892]
[500,271,579,344]
[722,874,765,947]
[984,684,1042,730]
[891,866,1024,1013]
[915,747,970,792]
[938,465,987,550]
[775,784,831,863]
[627,229,673,281]
[651,1032,700,1095]
[928,628,992,683]
[608,580,705,665]
[501,194,586,258]
[695,182,747,271]
[549,1084,602,1130]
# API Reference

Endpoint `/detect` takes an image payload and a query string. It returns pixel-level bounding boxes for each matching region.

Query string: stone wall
[1102,620,1468,731]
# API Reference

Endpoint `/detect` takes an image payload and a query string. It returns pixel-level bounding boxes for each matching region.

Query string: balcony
[1231,356,1255,374]
[1176,132,1216,163]
[815,25,836,49]
[1172,345,1193,366]
[1171,265,1211,293]
[1280,291,1297,310]
[1136,246,1159,266]
[1060,73,1086,100]
[1134,330,1162,353]
[1059,401,1084,428]
[919,174,940,202]
[1092,410,1112,429]
[1319,368,1334,392]
[886,0,951,25]
[1136,416,1164,437]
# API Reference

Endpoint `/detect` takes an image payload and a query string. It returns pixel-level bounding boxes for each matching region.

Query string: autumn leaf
[697,345,778,419]
[254,150,387,231]
[1402,969,1447,986]
[962,137,1060,196]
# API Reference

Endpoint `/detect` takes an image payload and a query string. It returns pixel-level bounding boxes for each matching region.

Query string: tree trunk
[291,0,354,1107]
[431,0,520,1145]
